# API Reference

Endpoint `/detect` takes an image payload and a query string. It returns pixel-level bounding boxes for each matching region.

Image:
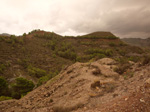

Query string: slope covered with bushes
[0,30,147,100]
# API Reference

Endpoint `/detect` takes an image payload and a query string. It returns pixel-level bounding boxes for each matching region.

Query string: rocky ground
[0,58,150,112]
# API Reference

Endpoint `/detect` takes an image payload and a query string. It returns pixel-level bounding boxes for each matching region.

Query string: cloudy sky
[0,0,150,38]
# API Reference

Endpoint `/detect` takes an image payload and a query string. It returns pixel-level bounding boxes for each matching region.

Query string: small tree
[0,76,8,96]
[11,77,35,99]
[23,33,27,37]
[27,66,47,78]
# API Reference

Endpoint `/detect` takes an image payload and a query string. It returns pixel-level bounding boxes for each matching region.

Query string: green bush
[55,42,77,61]
[85,48,105,54]
[105,49,113,56]
[48,41,56,50]
[85,48,113,57]
[118,49,126,56]
[18,38,24,44]
[28,66,47,78]
[37,76,49,86]
[11,77,35,99]
[0,36,4,41]
[109,42,116,47]
[128,56,140,63]
[119,42,127,46]
[4,35,19,45]
[76,55,92,62]
[0,96,12,101]
[17,59,29,68]
[37,71,59,86]
[0,64,6,74]
[0,76,8,96]
[23,33,27,37]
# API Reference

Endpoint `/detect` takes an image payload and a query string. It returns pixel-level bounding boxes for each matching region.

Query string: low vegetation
[11,77,35,99]
[0,64,6,74]
[37,71,59,86]
[0,30,148,102]
[55,42,77,61]
[114,57,131,74]
[0,76,34,99]
[0,76,8,96]
[27,65,47,78]
[0,96,12,101]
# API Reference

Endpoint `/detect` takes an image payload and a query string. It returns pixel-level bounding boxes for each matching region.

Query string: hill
[122,38,150,47]
[83,31,116,37]
[0,29,148,100]
[0,58,150,112]
[0,33,11,37]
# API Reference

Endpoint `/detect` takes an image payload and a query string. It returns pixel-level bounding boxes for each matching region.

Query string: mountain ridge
[0,30,149,112]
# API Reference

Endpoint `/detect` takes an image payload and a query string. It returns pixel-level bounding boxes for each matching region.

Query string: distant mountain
[122,38,150,47]
[84,31,116,37]
[0,33,11,37]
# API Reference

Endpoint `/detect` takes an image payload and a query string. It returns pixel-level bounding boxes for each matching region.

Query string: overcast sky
[0,0,150,38]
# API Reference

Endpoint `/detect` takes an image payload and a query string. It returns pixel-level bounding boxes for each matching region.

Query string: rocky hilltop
[0,58,149,112]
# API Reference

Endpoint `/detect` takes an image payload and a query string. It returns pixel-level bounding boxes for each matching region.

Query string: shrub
[17,58,30,69]
[18,38,24,44]
[76,55,92,62]
[114,63,130,74]
[37,76,49,86]
[47,40,57,50]
[52,53,57,58]
[0,64,6,74]
[128,56,140,63]
[28,66,47,78]
[23,33,26,37]
[37,71,59,86]
[11,77,35,99]
[114,57,131,74]
[85,48,105,54]
[55,42,77,61]
[4,35,19,45]
[0,76,8,96]
[109,42,116,47]
[0,36,4,41]
[105,49,113,56]
[119,42,127,46]
[0,96,12,101]
[85,48,113,57]
[142,55,150,65]
[118,49,126,56]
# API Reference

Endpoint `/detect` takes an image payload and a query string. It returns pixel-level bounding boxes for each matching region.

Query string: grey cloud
[0,0,150,38]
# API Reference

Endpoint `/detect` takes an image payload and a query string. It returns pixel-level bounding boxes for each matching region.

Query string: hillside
[0,58,150,112]
[0,29,148,101]
[83,31,116,37]
[0,33,11,37]
[122,38,150,47]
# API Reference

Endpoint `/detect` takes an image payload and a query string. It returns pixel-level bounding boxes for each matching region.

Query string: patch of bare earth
[0,58,150,112]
